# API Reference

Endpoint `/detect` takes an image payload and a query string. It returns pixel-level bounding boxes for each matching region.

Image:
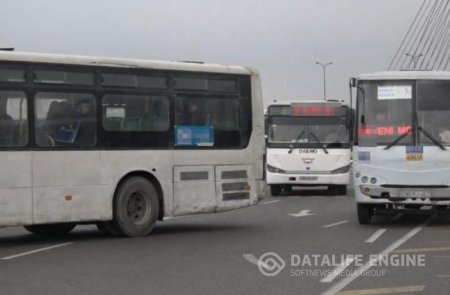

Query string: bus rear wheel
[96,221,121,237]
[357,204,374,225]
[24,223,76,236]
[112,176,159,237]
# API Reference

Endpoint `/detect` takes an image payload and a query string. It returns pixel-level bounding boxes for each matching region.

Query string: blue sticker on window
[175,125,214,146]
[358,151,370,161]
[406,146,423,154]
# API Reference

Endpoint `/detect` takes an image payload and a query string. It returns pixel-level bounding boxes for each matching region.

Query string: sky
[1,0,423,106]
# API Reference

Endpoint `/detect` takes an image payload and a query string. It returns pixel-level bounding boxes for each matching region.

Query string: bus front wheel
[357,204,374,225]
[24,223,76,236]
[270,185,282,196]
[113,176,159,237]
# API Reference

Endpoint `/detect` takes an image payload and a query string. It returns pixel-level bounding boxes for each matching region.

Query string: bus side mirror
[349,77,357,88]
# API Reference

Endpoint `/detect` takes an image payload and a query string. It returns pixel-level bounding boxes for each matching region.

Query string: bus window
[175,97,240,147]
[102,95,170,132]
[0,68,26,83]
[0,91,28,147]
[34,92,97,147]
[101,73,168,89]
[34,70,94,85]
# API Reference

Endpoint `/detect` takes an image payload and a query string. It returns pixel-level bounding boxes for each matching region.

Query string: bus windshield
[357,80,450,147]
[269,115,350,148]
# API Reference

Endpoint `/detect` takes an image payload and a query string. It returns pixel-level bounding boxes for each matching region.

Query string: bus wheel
[270,185,282,196]
[329,185,347,195]
[357,204,373,225]
[113,176,159,237]
[24,223,76,236]
[96,221,121,237]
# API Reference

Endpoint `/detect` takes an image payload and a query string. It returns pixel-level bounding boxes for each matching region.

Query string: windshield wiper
[310,131,329,154]
[288,130,306,153]
[384,129,412,150]
[418,126,446,150]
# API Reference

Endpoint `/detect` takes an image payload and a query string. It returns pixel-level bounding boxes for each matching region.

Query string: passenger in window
[74,100,96,146]
[187,101,204,125]
[44,101,74,146]
[0,106,13,146]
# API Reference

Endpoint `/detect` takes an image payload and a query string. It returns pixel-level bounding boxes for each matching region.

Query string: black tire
[357,204,373,225]
[112,177,159,237]
[24,223,76,236]
[283,185,292,193]
[270,185,282,196]
[328,185,347,195]
[96,221,121,237]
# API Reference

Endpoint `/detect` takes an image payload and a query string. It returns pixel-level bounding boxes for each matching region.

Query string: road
[1,187,450,295]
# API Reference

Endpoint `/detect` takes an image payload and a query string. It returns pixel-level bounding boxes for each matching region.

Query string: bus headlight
[370,177,377,184]
[361,176,368,183]
[267,164,286,174]
[331,165,351,174]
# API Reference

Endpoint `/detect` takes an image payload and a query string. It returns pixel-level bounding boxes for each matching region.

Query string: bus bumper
[266,171,350,186]
[356,185,450,205]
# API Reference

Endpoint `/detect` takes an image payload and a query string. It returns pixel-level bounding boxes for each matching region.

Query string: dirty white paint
[0,52,265,227]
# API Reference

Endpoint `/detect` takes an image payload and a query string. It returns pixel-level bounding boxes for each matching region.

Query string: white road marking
[288,210,315,218]
[1,242,73,260]
[322,216,435,295]
[320,257,355,283]
[261,200,281,205]
[242,254,269,268]
[322,220,349,228]
[365,229,387,243]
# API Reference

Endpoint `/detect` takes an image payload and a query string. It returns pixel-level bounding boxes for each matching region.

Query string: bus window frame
[0,61,253,151]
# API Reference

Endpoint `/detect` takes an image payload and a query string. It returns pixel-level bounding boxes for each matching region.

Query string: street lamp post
[315,62,333,101]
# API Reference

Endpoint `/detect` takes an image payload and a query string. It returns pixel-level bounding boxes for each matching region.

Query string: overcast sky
[1,0,422,105]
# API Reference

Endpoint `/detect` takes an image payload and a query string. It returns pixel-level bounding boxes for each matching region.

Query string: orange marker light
[65,195,73,201]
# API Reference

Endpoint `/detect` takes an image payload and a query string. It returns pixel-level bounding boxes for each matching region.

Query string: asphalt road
[1,187,450,295]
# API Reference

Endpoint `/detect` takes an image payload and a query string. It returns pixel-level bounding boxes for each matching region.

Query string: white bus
[352,71,450,224]
[0,51,265,237]
[266,101,352,196]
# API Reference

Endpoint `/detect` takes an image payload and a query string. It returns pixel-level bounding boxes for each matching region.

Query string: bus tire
[24,223,76,236]
[357,204,373,225]
[96,221,121,237]
[329,185,346,195]
[113,176,159,237]
[270,185,282,196]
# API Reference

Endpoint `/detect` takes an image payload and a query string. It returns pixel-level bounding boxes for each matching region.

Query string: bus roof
[0,51,255,75]
[356,71,450,80]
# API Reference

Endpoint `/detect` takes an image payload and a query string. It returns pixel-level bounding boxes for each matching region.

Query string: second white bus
[266,101,352,196]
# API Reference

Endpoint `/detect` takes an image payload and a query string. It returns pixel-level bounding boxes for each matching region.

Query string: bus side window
[35,93,97,147]
[0,91,28,147]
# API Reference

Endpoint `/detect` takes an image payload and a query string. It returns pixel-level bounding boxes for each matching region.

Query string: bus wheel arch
[114,171,165,221]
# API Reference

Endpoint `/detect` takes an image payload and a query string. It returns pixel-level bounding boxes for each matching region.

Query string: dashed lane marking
[365,229,387,243]
[1,242,73,260]
[335,285,425,295]
[322,220,349,228]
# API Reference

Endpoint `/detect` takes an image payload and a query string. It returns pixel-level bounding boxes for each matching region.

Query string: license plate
[399,190,431,198]
[298,176,318,181]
